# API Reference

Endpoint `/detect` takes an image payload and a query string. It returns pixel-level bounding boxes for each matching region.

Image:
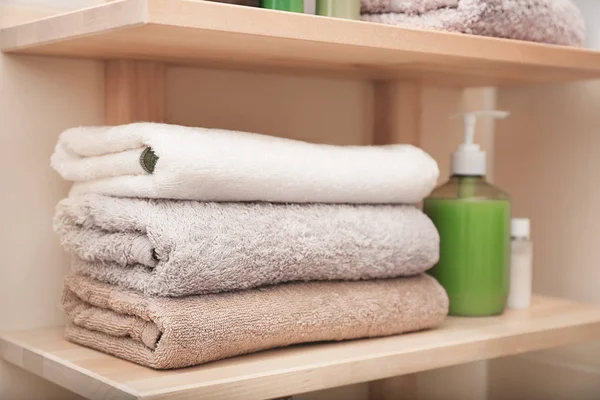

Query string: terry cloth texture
[50,123,439,204]
[55,194,440,297]
[361,0,585,46]
[361,0,458,13]
[62,273,449,369]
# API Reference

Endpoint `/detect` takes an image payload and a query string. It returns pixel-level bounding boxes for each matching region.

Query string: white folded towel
[51,123,439,203]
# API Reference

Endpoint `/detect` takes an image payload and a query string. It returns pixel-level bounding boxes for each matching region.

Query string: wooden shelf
[2,296,600,400]
[2,1,600,86]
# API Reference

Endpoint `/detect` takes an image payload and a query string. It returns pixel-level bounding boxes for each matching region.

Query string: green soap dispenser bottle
[424,111,511,316]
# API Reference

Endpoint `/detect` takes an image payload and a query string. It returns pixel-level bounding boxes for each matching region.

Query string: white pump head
[452,110,509,176]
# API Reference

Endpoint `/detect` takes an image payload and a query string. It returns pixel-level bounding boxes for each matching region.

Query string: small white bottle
[508,218,533,309]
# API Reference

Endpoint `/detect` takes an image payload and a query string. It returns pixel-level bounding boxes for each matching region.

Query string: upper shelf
[2,296,600,400]
[2,0,600,87]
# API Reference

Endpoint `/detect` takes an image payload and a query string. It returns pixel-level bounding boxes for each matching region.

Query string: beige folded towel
[361,0,585,47]
[62,273,449,369]
[55,194,439,297]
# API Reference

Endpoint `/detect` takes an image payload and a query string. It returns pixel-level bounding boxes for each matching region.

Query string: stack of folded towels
[361,0,585,47]
[51,123,448,370]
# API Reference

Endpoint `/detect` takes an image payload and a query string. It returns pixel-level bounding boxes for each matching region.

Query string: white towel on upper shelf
[51,123,439,204]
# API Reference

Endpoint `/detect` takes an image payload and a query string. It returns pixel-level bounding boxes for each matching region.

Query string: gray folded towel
[63,273,449,369]
[361,0,584,47]
[361,0,458,14]
[55,194,439,297]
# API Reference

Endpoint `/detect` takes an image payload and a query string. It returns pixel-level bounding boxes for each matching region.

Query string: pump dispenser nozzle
[452,111,509,176]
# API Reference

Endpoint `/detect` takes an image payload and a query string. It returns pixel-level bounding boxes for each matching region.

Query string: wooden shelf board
[2,0,600,86]
[2,296,600,400]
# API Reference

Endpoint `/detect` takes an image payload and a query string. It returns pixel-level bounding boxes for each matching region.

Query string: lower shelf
[1,296,600,400]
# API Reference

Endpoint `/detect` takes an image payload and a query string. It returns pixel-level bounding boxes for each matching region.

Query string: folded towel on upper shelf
[361,0,459,14]
[62,273,449,369]
[361,0,584,47]
[50,123,439,204]
[55,194,439,296]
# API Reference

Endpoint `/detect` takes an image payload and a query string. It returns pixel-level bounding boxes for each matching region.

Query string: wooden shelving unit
[3,0,600,86]
[2,1,600,399]
[2,296,600,400]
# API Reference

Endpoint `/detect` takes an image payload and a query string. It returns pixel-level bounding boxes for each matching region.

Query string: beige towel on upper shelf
[62,273,449,369]
[361,0,585,47]
[55,194,439,297]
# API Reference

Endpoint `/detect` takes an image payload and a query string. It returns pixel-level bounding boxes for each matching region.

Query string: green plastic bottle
[424,111,511,316]
[261,0,304,12]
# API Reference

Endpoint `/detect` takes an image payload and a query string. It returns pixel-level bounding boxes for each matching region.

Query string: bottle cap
[452,111,509,176]
[511,218,530,239]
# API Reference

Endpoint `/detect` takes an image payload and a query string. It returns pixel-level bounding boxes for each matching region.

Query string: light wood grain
[1,296,600,400]
[372,81,422,146]
[2,0,600,86]
[369,80,422,399]
[105,60,166,125]
[369,375,418,400]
